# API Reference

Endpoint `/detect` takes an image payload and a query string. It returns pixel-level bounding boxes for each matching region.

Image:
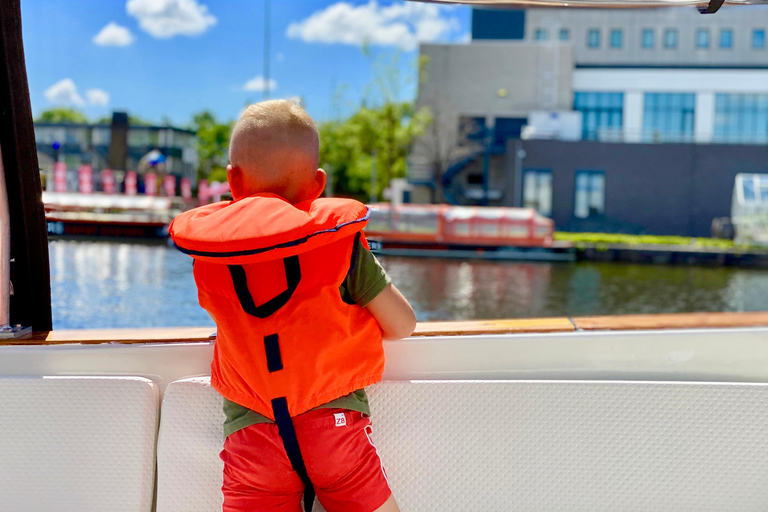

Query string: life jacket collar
[169,194,370,265]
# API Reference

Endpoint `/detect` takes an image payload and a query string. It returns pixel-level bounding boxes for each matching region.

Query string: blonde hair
[229,100,319,171]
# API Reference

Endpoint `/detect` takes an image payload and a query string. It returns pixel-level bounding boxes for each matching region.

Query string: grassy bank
[554,232,737,249]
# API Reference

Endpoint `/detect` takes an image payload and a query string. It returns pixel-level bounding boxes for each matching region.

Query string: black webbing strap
[228,256,301,319]
[272,397,315,511]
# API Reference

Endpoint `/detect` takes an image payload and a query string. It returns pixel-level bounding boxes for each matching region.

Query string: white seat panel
[156,379,768,512]
[368,381,768,512]
[0,376,159,512]
[156,377,225,512]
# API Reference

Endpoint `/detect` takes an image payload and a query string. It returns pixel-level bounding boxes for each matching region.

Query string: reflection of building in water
[412,7,768,237]
[380,257,552,320]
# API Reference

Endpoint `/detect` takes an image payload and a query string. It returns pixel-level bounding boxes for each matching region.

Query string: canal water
[49,240,768,330]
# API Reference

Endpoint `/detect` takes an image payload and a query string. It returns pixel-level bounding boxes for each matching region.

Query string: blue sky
[21,0,470,127]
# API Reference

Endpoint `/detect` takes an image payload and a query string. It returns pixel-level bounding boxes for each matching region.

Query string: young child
[170,100,416,512]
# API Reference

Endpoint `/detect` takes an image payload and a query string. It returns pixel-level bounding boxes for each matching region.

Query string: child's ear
[226,165,243,199]
[310,168,327,199]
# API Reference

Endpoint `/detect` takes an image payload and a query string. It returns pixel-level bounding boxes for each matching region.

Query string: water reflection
[378,257,768,321]
[49,241,768,329]
[49,240,212,329]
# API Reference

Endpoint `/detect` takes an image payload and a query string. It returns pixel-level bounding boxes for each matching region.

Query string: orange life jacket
[169,194,384,420]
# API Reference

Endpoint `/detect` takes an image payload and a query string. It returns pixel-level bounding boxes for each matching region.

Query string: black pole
[264,0,271,100]
[0,0,53,331]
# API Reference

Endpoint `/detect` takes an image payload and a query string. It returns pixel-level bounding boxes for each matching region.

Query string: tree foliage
[319,102,430,198]
[35,107,88,124]
[191,110,231,181]
[319,52,431,199]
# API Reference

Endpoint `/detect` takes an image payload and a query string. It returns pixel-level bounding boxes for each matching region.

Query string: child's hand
[365,283,416,340]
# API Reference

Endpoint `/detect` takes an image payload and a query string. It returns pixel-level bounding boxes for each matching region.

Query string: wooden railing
[10,311,768,346]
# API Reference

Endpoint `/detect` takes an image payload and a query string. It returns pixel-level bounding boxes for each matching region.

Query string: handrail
[10,311,768,346]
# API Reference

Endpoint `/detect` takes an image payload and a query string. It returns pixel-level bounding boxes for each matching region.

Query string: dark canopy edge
[0,0,52,331]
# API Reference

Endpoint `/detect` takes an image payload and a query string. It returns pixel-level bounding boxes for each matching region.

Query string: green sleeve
[343,238,391,307]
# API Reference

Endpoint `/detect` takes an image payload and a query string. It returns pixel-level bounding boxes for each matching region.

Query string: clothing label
[334,412,347,427]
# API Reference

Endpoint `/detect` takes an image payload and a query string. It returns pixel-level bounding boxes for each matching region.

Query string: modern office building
[411,6,768,236]
[35,112,199,193]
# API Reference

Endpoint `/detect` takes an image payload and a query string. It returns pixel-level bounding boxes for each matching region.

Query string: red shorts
[221,408,392,512]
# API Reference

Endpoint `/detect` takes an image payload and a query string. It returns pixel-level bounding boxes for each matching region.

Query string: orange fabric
[170,195,384,419]
[169,194,371,265]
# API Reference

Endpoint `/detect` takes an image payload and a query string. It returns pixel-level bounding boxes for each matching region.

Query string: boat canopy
[410,0,764,12]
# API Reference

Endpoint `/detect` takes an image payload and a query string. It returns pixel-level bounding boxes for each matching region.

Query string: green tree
[191,110,232,181]
[319,52,431,199]
[35,107,88,124]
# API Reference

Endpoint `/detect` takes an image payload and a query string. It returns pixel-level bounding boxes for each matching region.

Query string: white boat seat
[156,378,768,512]
[0,376,159,512]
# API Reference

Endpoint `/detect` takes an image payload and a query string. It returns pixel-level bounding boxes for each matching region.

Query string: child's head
[227,100,325,203]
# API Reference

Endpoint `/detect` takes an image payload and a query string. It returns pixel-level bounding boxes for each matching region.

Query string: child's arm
[365,282,416,341]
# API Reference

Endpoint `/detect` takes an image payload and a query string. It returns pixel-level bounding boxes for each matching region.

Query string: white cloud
[93,22,135,46]
[286,1,462,51]
[86,89,110,107]
[126,0,217,39]
[243,76,277,92]
[44,79,84,106]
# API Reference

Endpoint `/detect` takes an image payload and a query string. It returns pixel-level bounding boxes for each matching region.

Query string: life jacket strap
[228,255,301,319]
[272,397,315,512]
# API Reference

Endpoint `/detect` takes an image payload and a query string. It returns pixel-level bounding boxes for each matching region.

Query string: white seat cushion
[0,376,159,512]
[157,379,768,512]
[156,377,225,512]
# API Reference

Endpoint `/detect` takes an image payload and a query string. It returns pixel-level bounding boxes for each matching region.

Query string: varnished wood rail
[5,311,768,346]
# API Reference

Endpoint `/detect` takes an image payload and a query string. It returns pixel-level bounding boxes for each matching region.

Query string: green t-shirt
[223,239,390,438]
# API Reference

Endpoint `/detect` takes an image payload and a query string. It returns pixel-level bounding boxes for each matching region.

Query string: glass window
[714,93,768,144]
[696,28,710,48]
[574,171,605,218]
[587,29,600,48]
[664,29,678,49]
[753,29,766,49]
[493,118,527,147]
[559,28,570,41]
[523,169,553,217]
[574,92,624,141]
[459,116,487,142]
[643,93,695,142]
[720,29,733,48]
[642,29,654,48]
[610,29,622,48]
[534,28,547,41]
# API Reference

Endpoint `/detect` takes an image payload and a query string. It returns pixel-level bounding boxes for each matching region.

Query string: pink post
[53,162,67,192]
[163,174,177,197]
[180,177,192,201]
[101,169,115,194]
[198,179,209,204]
[145,172,157,196]
[125,170,138,195]
[78,165,93,194]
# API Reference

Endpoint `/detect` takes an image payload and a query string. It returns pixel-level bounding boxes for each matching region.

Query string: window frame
[559,28,570,41]
[641,29,655,49]
[587,28,601,49]
[753,29,766,49]
[573,170,606,219]
[720,28,734,49]
[534,28,548,41]
[523,169,554,217]
[696,28,710,49]
[610,29,623,49]
[663,28,678,49]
